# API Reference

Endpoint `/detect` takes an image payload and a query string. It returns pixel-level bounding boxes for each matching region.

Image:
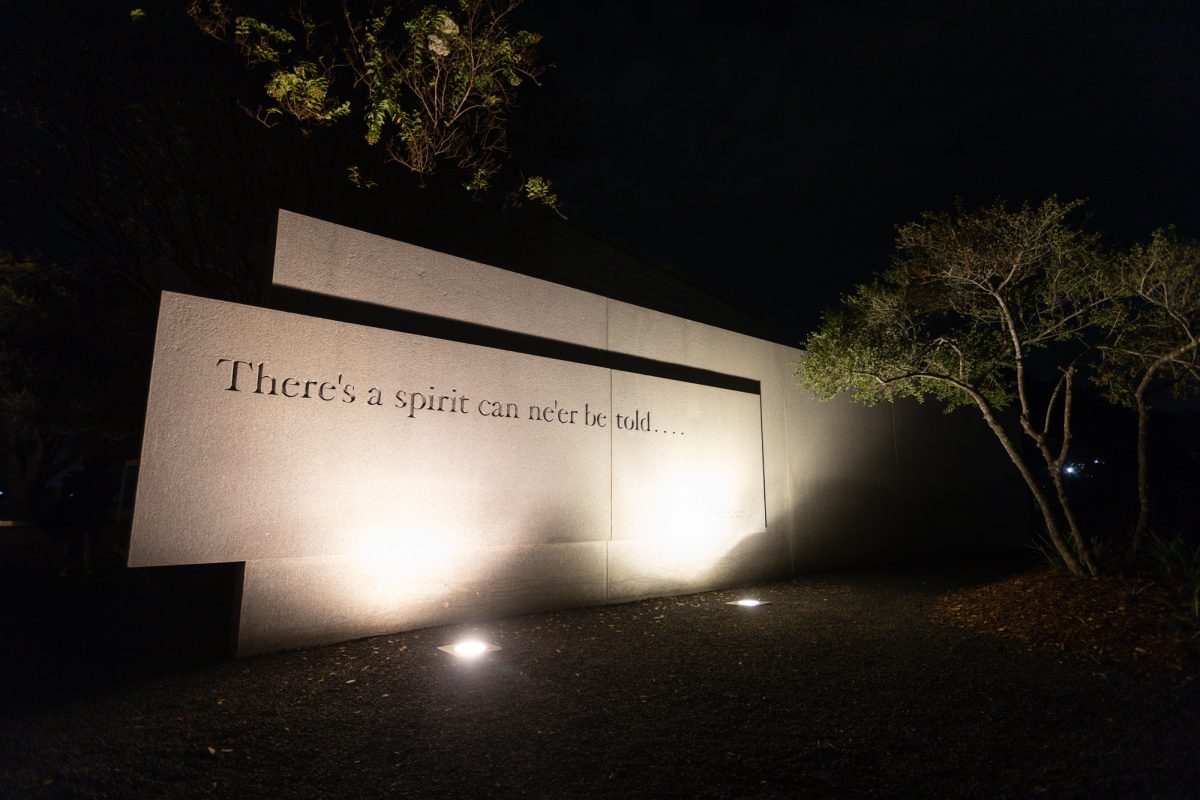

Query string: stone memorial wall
[130,211,1025,654]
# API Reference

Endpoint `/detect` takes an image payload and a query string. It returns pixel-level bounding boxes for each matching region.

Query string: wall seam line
[606,298,612,602]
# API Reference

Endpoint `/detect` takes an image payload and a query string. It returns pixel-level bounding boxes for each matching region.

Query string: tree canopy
[186,0,559,210]
[798,198,1200,576]
[1092,228,1200,564]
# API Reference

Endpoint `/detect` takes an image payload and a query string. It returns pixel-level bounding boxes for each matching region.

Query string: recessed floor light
[437,639,501,658]
[726,598,770,607]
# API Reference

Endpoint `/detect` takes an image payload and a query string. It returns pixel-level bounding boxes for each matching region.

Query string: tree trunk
[1047,469,1097,576]
[1013,367,1095,574]
[975,400,1085,575]
[1124,387,1151,570]
[1041,368,1098,575]
[1123,340,1197,570]
[3,448,38,520]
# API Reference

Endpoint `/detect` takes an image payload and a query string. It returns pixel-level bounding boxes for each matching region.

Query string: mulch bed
[933,568,1200,681]
[2,560,1198,799]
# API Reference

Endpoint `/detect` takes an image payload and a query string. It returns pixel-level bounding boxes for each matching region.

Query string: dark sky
[3,2,1198,344]
[515,0,1200,341]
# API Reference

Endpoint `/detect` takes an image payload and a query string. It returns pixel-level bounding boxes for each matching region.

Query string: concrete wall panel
[129,211,1026,654]
[610,371,765,541]
[783,378,906,570]
[892,400,1030,553]
[237,542,608,654]
[273,210,608,348]
[131,293,612,566]
[606,528,790,603]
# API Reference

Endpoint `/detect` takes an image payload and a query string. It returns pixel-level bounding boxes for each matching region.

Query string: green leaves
[1093,227,1200,407]
[893,197,1101,344]
[264,62,351,124]
[797,273,987,412]
[520,176,558,209]
[798,197,1200,574]
[189,0,555,209]
[232,16,295,64]
[798,198,1103,414]
[798,198,1125,575]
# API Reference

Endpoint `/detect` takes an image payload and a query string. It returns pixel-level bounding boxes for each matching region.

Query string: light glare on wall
[726,598,770,607]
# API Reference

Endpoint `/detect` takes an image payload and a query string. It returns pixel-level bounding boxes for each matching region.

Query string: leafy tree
[187,0,559,211]
[0,254,142,520]
[3,3,553,310]
[797,198,1111,575]
[1093,229,1200,566]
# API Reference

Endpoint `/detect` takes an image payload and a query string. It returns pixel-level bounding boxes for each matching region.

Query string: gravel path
[2,560,1197,798]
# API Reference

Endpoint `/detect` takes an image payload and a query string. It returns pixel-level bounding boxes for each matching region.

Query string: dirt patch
[933,568,1200,681]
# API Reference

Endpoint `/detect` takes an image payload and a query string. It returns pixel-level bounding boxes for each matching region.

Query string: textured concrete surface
[130,211,1026,654]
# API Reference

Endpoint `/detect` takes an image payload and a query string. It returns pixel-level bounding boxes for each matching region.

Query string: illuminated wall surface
[130,211,1026,654]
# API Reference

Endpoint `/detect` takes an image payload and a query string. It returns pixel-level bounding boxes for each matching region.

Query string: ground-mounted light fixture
[726,598,770,607]
[437,639,501,659]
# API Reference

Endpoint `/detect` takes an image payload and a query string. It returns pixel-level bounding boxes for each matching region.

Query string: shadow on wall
[235,508,792,655]
[893,401,1030,556]
[786,394,904,571]
[790,477,908,571]
[605,526,791,604]
[785,394,1029,572]
[235,502,610,654]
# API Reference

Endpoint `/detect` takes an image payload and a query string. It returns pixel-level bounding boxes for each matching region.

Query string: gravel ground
[2,559,1197,799]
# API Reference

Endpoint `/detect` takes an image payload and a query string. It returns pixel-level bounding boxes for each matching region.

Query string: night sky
[3,2,1200,343]
[515,0,1200,341]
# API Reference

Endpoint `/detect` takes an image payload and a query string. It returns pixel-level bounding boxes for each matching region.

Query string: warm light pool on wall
[726,598,770,607]
[438,639,501,659]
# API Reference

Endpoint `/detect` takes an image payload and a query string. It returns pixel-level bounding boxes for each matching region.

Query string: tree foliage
[187,0,559,210]
[1095,229,1200,405]
[799,198,1110,575]
[1092,228,1200,564]
[799,197,1200,575]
